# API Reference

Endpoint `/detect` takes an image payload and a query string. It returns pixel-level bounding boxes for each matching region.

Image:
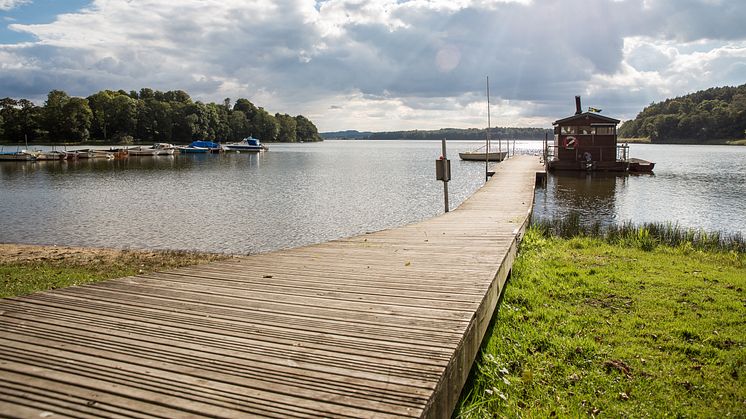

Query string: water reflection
[538,173,620,225]
[2,141,744,253]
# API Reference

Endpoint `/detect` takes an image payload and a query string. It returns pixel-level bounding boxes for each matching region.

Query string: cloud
[0,0,745,131]
[0,0,30,11]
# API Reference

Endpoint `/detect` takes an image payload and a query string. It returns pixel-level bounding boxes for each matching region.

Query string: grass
[455,227,745,417]
[533,213,746,254]
[0,248,229,298]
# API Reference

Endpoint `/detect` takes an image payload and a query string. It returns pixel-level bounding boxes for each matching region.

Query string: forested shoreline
[322,127,551,140]
[618,84,746,142]
[0,89,322,144]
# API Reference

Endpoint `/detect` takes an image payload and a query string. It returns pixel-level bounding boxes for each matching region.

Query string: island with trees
[0,89,322,144]
[618,84,746,144]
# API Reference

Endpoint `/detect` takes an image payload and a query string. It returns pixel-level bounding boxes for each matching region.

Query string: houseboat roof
[553,112,620,126]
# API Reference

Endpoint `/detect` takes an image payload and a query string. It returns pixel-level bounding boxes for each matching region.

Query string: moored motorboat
[33,150,67,160]
[153,143,176,155]
[177,145,210,154]
[127,146,160,156]
[190,140,222,153]
[222,136,268,152]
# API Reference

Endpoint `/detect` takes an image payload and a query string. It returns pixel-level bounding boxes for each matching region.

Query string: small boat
[73,149,96,159]
[153,143,176,155]
[89,149,115,159]
[628,158,655,173]
[33,150,67,160]
[177,145,210,154]
[127,146,160,156]
[459,150,508,162]
[190,140,222,153]
[0,150,36,161]
[222,136,268,152]
[105,148,129,159]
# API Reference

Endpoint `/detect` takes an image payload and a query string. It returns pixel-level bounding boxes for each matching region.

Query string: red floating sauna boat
[545,96,654,173]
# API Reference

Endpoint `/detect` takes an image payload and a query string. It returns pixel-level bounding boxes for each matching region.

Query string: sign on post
[436,139,450,212]
[435,157,451,181]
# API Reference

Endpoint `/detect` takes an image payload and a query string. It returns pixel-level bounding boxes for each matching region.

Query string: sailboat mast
[486,76,490,182]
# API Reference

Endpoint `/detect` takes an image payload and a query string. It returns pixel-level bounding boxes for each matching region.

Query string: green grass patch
[1,248,229,298]
[456,228,745,417]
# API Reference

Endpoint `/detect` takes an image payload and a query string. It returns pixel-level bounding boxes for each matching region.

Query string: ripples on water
[0,141,502,253]
[1,141,744,253]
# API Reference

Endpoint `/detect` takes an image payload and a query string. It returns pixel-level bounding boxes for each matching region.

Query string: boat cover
[190,141,221,149]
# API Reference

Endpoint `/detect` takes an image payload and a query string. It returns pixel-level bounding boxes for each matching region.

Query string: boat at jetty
[459,148,508,162]
[461,77,507,163]
[177,145,209,154]
[222,136,268,152]
[190,140,222,153]
[545,96,654,173]
[628,157,655,173]
[153,143,176,155]
[33,150,67,160]
[0,150,36,161]
[127,146,160,156]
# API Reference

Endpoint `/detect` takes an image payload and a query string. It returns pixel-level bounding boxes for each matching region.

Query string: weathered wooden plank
[0,155,543,418]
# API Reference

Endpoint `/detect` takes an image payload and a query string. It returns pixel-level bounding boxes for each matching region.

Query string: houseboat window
[594,126,615,135]
[578,126,592,135]
[561,126,576,134]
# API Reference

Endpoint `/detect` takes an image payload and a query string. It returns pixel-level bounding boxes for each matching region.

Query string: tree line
[618,84,746,142]
[0,88,322,144]
[367,127,551,141]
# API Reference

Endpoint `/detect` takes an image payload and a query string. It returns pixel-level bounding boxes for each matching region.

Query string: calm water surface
[533,144,746,235]
[1,141,744,253]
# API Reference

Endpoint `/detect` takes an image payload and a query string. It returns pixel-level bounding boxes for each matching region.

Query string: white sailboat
[459,77,507,164]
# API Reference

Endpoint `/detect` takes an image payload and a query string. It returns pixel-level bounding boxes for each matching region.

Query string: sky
[1,0,745,132]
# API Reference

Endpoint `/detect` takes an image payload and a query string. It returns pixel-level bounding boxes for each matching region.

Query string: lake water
[1,141,744,253]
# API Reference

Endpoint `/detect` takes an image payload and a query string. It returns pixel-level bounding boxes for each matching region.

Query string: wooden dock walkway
[0,155,544,418]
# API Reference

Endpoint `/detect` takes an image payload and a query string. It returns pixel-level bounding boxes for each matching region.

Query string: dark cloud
[1,0,744,129]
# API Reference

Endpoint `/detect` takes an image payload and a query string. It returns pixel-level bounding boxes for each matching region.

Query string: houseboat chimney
[575,96,582,115]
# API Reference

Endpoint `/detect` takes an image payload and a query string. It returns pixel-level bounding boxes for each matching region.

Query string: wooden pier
[0,155,544,418]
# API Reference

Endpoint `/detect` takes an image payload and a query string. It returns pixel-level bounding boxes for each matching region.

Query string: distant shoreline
[620,137,746,145]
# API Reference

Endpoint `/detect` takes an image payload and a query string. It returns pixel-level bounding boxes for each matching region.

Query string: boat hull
[222,145,263,152]
[0,152,36,161]
[459,151,508,162]
[177,146,209,154]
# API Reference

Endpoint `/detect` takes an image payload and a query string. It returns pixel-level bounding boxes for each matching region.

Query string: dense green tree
[42,90,71,140]
[619,83,746,142]
[108,94,138,138]
[0,98,19,142]
[139,88,155,100]
[137,98,173,141]
[295,115,321,141]
[251,108,279,142]
[61,97,92,141]
[275,113,297,142]
[228,110,250,141]
[87,90,115,140]
[233,99,258,121]
[1,88,322,144]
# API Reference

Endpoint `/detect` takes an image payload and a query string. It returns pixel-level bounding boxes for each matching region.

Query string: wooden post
[442,139,450,213]
[485,77,491,183]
